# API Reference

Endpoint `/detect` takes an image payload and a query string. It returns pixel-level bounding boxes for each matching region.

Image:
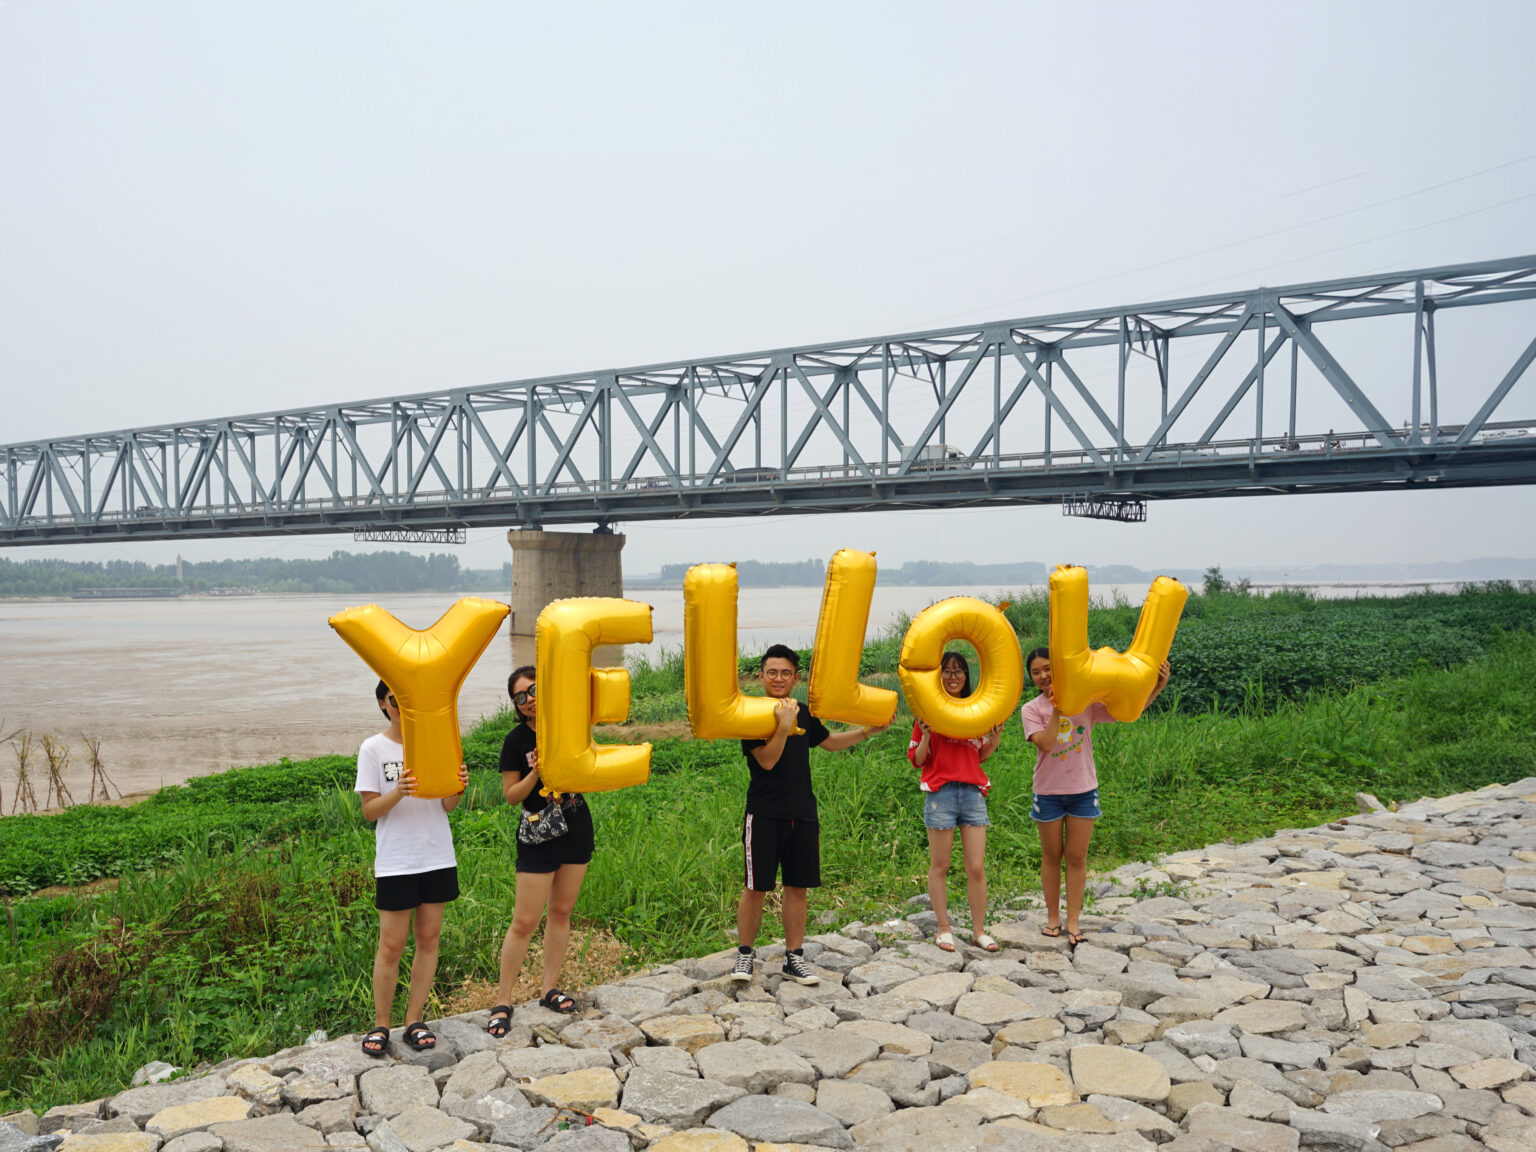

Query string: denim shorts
[1031,789,1102,823]
[923,781,990,829]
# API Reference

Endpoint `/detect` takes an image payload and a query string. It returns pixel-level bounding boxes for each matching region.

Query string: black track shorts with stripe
[742,812,820,891]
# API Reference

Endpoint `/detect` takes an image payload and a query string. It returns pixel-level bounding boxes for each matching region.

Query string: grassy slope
[2,594,1535,1110]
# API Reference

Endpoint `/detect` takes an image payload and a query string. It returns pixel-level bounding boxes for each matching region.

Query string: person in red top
[908,650,1003,953]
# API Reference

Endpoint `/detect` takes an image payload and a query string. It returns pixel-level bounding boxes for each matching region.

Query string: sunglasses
[513,684,537,706]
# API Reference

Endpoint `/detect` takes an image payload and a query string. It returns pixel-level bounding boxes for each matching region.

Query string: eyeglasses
[941,668,966,678]
[386,695,398,707]
[513,684,537,706]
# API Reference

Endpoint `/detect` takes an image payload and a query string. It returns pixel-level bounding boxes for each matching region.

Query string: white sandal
[973,932,1000,952]
[933,931,957,953]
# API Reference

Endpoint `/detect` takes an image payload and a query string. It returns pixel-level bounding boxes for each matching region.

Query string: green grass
[1003,579,1536,713]
[3,588,1536,1112]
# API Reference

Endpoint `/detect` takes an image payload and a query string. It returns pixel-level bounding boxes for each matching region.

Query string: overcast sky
[3,1,1535,578]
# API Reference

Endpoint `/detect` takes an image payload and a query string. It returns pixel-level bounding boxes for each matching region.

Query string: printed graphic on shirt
[1044,715,1088,759]
[381,758,403,784]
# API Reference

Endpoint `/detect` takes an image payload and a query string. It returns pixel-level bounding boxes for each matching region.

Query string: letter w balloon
[329,597,510,798]
[1048,565,1187,721]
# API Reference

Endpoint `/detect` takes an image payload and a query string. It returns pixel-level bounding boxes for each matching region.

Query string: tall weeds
[9,733,39,815]
[42,736,73,811]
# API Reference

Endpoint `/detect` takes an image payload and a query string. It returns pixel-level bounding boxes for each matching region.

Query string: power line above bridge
[5,254,1536,546]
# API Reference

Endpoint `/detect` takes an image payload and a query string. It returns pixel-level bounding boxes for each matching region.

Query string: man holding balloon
[732,644,886,986]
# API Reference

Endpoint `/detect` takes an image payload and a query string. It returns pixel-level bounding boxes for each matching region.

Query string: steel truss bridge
[5,255,1536,546]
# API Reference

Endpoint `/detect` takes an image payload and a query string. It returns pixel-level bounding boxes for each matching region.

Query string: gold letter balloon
[807,549,898,727]
[1048,565,1187,721]
[682,563,800,739]
[898,597,1023,739]
[329,597,510,798]
[535,597,654,794]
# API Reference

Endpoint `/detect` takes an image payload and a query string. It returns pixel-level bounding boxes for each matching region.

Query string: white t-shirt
[353,732,457,878]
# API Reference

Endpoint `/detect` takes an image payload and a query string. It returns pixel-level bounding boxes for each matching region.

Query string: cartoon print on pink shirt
[1043,714,1087,759]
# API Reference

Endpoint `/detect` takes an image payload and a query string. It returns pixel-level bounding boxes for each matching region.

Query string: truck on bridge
[900,443,966,471]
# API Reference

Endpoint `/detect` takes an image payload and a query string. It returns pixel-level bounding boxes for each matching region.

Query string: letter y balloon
[329,597,510,798]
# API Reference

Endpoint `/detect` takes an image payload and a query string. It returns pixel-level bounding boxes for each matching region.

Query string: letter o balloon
[898,597,1023,739]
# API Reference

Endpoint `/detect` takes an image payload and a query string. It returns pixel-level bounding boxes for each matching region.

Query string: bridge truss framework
[4,255,1536,545]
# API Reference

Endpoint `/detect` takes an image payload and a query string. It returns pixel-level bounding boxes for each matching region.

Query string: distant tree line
[0,552,512,598]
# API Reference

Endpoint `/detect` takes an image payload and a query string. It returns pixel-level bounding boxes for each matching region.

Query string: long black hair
[940,650,972,697]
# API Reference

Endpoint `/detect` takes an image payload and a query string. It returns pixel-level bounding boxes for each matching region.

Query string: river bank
[7,778,1536,1147]
[4,614,1534,1111]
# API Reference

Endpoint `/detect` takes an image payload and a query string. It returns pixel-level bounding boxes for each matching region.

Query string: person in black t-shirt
[733,643,886,985]
[485,664,594,1035]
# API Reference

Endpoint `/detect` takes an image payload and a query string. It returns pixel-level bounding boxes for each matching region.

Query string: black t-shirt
[498,722,581,814]
[740,700,830,821]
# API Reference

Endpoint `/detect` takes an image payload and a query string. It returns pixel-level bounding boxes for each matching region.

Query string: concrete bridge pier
[506,528,626,669]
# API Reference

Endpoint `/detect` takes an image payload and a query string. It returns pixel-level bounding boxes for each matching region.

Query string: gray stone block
[693,1040,816,1095]
[486,1108,560,1151]
[380,1107,475,1152]
[0,1124,64,1152]
[357,1067,438,1119]
[814,1078,894,1127]
[206,1114,328,1152]
[615,1070,743,1129]
[705,1095,852,1149]
[538,1127,629,1152]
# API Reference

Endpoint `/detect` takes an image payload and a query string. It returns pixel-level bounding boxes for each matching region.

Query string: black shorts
[516,800,596,873]
[375,866,459,911]
[743,813,820,891]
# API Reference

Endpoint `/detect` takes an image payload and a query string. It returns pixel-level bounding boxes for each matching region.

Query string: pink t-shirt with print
[1020,695,1114,795]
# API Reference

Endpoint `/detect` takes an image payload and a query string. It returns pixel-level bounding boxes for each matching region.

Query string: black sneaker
[730,949,755,983]
[781,951,820,986]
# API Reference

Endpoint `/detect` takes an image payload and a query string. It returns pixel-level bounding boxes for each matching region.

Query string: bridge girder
[4,255,1536,545]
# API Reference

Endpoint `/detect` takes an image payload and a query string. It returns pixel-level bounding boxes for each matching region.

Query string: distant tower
[176,554,183,583]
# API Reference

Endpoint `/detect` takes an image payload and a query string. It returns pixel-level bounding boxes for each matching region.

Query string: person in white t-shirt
[353,679,469,1057]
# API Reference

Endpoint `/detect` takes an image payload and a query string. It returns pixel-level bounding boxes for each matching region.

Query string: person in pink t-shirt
[907,651,1003,954]
[1020,646,1170,947]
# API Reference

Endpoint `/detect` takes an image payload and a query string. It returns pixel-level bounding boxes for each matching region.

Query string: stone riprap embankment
[8,781,1536,1152]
